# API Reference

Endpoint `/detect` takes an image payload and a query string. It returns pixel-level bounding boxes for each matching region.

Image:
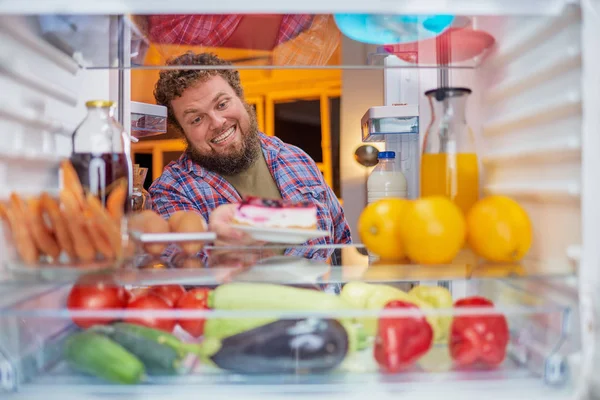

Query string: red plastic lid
[383,27,495,64]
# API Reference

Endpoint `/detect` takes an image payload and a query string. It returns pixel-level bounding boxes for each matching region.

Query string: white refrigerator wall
[475,10,582,273]
[0,16,114,272]
[339,36,383,259]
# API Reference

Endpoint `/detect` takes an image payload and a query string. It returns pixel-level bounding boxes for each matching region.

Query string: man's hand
[208,203,263,247]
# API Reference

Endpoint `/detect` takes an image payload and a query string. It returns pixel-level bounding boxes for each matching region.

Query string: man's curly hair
[153,52,246,132]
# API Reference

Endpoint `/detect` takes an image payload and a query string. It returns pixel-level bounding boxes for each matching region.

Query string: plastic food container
[131,102,168,138]
[0,273,574,394]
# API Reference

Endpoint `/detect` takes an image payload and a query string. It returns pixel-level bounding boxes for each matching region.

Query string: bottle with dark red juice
[70,100,133,214]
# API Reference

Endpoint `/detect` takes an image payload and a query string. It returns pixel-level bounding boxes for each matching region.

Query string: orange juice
[420,152,480,215]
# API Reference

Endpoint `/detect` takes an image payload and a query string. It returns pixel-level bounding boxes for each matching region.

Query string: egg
[129,210,170,256]
[168,210,208,255]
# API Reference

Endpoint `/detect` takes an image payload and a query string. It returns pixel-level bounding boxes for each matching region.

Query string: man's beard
[185,103,261,176]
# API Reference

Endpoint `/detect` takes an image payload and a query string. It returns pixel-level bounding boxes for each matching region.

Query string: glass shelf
[1,244,576,287]
[0,0,571,16]
[11,13,536,70]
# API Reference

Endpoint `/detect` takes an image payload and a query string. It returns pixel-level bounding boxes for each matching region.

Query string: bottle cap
[85,100,115,108]
[378,151,396,159]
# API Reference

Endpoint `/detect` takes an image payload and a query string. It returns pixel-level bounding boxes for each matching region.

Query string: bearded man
[149,52,351,247]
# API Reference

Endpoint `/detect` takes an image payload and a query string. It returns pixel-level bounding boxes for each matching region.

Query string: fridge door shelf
[377,27,496,66]
[361,105,419,143]
[37,15,149,68]
[130,101,168,138]
[0,278,578,397]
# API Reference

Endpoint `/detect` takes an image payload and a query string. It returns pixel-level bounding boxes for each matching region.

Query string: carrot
[25,196,61,259]
[84,218,116,260]
[60,160,87,210]
[106,178,128,223]
[60,189,96,263]
[5,196,39,265]
[86,193,123,258]
[39,192,76,261]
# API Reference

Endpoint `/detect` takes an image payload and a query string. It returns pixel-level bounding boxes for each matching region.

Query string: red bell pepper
[449,296,509,367]
[374,300,433,373]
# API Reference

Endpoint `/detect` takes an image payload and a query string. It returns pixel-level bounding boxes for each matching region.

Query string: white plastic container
[367,151,408,203]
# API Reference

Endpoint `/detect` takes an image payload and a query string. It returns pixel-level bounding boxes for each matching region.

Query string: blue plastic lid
[333,14,454,46]
[378,151,396,159]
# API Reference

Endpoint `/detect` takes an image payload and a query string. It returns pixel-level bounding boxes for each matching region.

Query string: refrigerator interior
[0,1,598,399]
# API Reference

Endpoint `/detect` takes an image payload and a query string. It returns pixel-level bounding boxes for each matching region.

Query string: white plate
[233,225,330,244]
[129,231,216,243]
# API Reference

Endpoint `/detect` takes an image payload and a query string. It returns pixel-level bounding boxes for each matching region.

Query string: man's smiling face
[171,74,260,175]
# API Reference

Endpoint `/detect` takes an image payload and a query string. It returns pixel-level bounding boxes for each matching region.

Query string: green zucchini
[64,331,145,384]
[210,283,354,311]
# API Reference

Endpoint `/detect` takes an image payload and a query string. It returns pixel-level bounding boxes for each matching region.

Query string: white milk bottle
[367,151,408,203]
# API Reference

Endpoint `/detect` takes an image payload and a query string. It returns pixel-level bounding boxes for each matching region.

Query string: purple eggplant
[210,318,349,374]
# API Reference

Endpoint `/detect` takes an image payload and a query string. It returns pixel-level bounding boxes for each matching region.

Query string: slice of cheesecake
[232,196,318,230]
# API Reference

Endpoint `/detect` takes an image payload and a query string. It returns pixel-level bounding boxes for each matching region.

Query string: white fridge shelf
[0,0,570,16]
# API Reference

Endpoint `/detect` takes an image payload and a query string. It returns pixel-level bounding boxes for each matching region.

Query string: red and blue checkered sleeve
[149,174,207,222]
[324,182,352,244]
[148,173,212,265]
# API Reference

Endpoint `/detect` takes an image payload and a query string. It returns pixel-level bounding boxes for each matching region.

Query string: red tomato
[67,280,128,329]
[126,287,151,303]
[176,288,211,337]
[122,288,133,304]
[125,293,175,332]
[149,285,186,307]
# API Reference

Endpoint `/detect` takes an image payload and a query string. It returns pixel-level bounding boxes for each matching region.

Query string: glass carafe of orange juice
[421,87,479,215]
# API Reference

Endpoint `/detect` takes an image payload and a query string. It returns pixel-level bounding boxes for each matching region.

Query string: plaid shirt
[150,133,352,250]
[142,14,340,66]
[146,15,313,47]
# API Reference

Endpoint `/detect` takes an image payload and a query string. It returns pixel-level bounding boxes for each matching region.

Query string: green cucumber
[112,323,203,356]
[109,323,187,355]
[211,283,354,311]
[91,324,183,376]
[64,331,145,384]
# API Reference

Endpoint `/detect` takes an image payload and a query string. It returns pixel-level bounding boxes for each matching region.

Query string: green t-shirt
[221,151,282,200]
